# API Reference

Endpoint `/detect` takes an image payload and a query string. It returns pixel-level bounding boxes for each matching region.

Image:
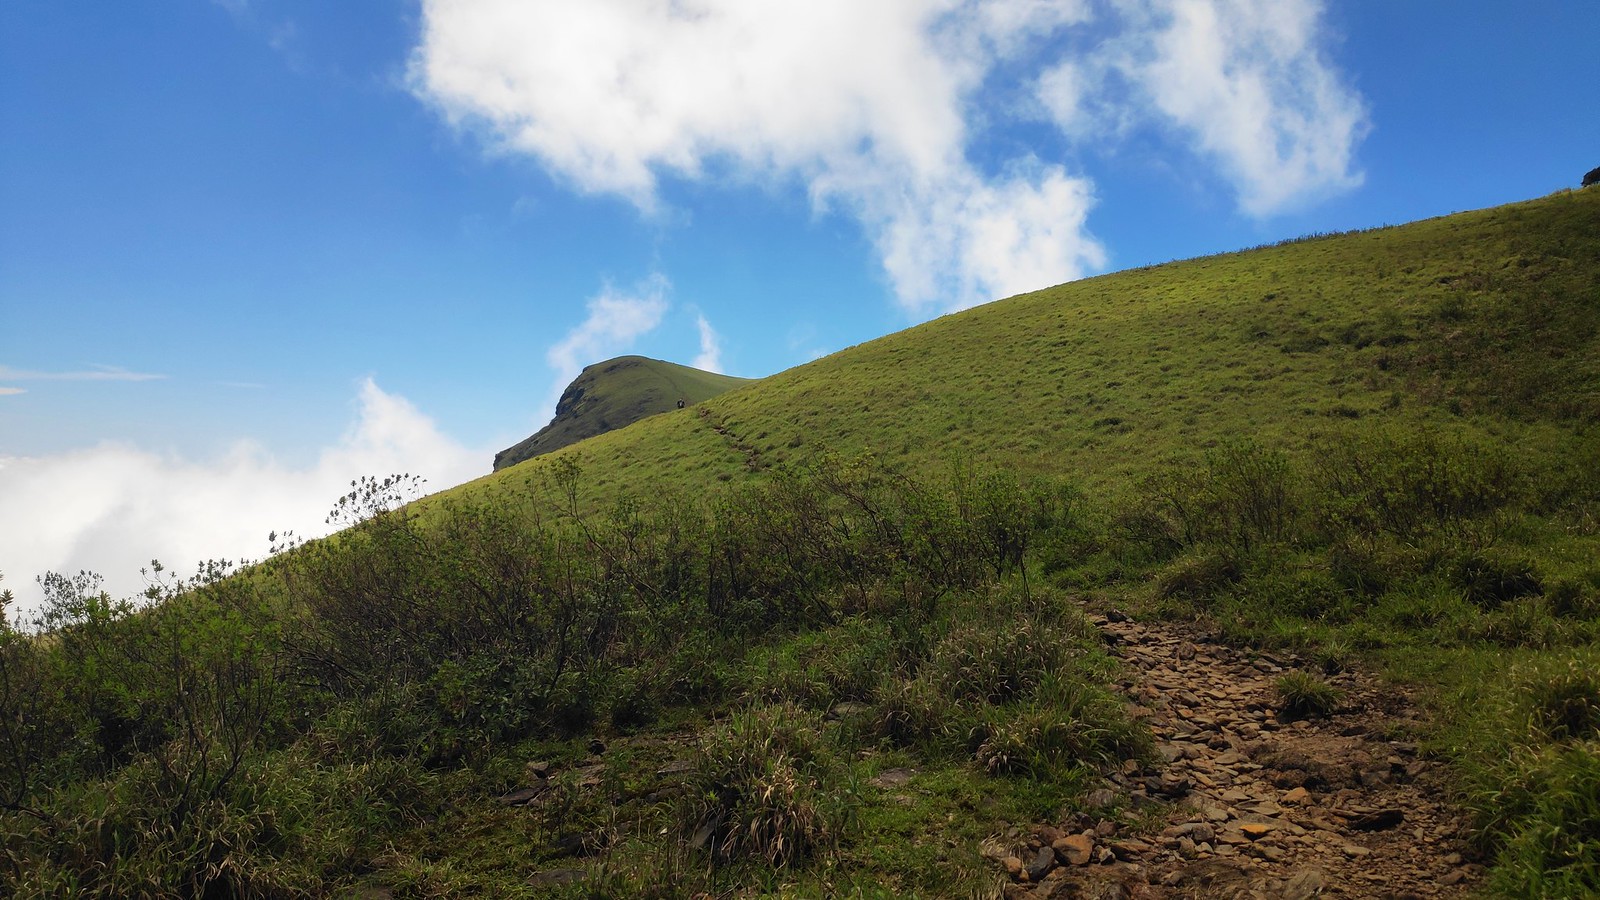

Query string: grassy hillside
[4,187,1600,898]
[493,356,753,471]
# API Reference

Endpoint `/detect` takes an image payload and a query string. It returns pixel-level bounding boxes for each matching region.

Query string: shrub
[1316,427,1520,545]
[1154,549,1241,600]
[1146,441,1301,555]
[681,704,852,868]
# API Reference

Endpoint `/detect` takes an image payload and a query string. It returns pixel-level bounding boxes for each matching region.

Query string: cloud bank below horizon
[0,379,481,615]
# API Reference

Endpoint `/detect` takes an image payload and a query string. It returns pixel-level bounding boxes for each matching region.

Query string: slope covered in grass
[493,355,753,471]
[5,187,1600,898]
[459,187,1599,507]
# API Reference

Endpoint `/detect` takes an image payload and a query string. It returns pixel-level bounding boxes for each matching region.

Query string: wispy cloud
[692,314,724,374]
[1034,0,1367,216]
[0,387,24,397]
[544,275,671,416]
[0,379,482,615]
[0,364,166,383]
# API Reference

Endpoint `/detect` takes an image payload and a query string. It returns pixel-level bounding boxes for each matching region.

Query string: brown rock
[1002,856,1023,879]
[1281,786,1311,805]
[1171,822,1215,843]
[1054,833,1095,867]
[1281,868,1326,900]
[1109,839,1151,860]
[1239,822,1275,840]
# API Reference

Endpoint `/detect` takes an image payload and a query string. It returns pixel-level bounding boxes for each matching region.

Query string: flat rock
[1053,833,1095,867]
[1239,822,1275,840]
[868,767,916,789]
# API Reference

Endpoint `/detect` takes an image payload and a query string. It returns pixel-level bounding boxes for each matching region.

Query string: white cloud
[410,0,1107,315]
[1036,0,1367,215]
[692,314,723,374]
[411,0,1365,308]
[544,275,671,414]
[0,379,481,616]
[0,387,23,396]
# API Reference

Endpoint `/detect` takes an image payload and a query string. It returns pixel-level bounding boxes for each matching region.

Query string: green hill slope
[456,187,1599,507]
[492,355,753,471]
[8,187,1600,898]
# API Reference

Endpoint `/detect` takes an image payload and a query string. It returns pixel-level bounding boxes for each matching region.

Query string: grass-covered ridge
[459,188,1599,505]
[3,187,1600,897]
[493,355,754,471]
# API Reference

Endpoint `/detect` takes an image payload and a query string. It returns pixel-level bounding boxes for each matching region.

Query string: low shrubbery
[4,420,1600,894]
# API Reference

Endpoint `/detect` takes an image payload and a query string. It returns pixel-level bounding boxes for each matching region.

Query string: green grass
[8,187,1600,896]
[408,186,1600,896]
[494,355,753,470]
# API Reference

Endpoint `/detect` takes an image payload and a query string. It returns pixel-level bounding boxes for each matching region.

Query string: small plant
[1275,672,1342,719]
[1314,639,1354,676]
[681,704,851,868]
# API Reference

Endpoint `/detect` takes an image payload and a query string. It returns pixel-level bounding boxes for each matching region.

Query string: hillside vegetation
[494,356,752,471]
[3,187,1599,898]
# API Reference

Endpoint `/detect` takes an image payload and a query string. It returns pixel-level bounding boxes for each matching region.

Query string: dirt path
[991,612,1486,899]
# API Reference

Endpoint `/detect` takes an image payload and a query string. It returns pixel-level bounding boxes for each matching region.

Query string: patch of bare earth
[987,613,1485,899]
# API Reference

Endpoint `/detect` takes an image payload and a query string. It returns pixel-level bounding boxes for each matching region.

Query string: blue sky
[2,0,1597,607]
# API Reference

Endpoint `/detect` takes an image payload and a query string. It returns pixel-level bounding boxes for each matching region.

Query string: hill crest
[493,355,753,471]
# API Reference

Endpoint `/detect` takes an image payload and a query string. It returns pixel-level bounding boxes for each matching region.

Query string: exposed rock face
[492,356,752,471]
[1584,166,1600,188]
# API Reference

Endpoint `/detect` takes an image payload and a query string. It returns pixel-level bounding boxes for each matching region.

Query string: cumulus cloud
[410,0,1107,314]
[1036,0,1367,215]
[544,274,672,412]
[692,314,723,374]
[410,0,1364,312]
[0,379,481,615]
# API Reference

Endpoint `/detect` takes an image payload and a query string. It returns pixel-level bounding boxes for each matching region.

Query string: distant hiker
[1584,166,1600,188]
[677,399,686,409]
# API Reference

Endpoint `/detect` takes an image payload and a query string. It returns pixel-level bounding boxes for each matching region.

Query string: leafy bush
[1154,549,1242,600]
[1147,441,1301,555]
[1316,427,1520,545]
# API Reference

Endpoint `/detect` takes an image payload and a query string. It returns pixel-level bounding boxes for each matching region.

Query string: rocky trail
[988,612,1486,899]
